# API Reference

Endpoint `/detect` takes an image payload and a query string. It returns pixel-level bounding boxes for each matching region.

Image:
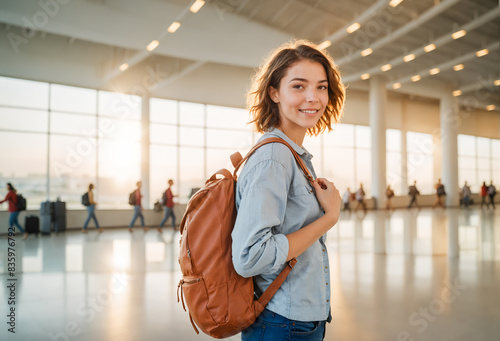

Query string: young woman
[231,40,344,341]
[0,183,28,240]
[82,183,102,233]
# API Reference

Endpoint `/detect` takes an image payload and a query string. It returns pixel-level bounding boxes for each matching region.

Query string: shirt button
[322,249,325,252]
[327,300,329,302]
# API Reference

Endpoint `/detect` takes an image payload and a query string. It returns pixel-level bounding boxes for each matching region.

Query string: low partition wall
[0,193,497,234]
[0,205,187,234]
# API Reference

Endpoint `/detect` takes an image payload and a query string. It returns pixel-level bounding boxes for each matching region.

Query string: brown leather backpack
[177,137,314,338]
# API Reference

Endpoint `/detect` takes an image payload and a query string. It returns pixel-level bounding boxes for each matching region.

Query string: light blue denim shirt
[232,128,331,322]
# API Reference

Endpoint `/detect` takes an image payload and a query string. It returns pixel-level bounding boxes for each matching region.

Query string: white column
[370,76,387,209]
[47,86,52,200]
[141,96,150,209]
[441,93,460,258]
[440,93,459,206]
[401,99,408,196]
[433,134,442,185]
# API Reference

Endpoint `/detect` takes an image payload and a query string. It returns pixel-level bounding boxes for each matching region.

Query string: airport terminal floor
[1,207,499,341]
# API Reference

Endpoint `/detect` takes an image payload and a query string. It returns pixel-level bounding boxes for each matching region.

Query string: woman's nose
[306,89,319,102]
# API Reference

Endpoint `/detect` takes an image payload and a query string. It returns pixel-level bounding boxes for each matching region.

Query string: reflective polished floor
[1,207,499,341]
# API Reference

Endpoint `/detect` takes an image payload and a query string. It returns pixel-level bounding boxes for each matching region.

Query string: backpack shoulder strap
[255,258,297,312]
[233,137,314,186]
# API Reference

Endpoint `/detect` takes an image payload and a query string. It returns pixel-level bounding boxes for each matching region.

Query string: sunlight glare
[112,240,131,270]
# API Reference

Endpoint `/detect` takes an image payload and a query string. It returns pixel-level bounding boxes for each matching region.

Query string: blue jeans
[242,309,326,341]
[83,205,100,229]
[489,194,496,208]
[9,211,25,234]
[159,206,176,228]
[129,205,145,227]
[464,196,470,207]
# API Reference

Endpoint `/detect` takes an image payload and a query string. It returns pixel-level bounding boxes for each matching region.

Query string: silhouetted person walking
[342,188,352,213]
[82,183,102,233]
[480,181,488,208]
[159,179,177,232]
[433,178,446,208]
[407,181,420,209]
[386,185,395,211]
[354,183,367,213]
[129,181,147,232]
[487,181,496,209]
[462,181,472,208]
[0,183,27,240]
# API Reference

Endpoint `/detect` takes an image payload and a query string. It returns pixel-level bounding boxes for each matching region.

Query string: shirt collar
[262,128,314,161]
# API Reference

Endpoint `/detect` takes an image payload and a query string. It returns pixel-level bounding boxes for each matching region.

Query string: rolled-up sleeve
[232,159,290,278]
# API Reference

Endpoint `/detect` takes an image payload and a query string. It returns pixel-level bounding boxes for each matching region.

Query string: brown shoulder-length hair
[247,40,345,136]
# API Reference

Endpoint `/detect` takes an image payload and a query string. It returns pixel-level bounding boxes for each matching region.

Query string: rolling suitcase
[40,201,52,235]
[25,215,40,235]
[53,200,66,232]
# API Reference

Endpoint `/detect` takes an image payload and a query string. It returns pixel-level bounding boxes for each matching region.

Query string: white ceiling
[0,0,499,110]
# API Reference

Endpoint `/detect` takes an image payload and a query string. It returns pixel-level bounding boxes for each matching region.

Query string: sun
[100,140,141,183]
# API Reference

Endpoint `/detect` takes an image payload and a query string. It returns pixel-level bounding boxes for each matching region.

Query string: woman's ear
[268,86,279,103]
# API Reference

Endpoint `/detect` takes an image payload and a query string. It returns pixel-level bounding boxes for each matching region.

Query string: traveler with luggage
[0,183,28,240]
[82,183,102,233]
[342,187,352,212]
[158,179,177,232]
[433,178,446,208]
[231,40,344,340]
[480,181,488,208]
[487,181,496,209]
[386,185,395,211]
[354,183,367,213]
[462,181,472,208]
[128,181,147,232]
[407,180,420,209]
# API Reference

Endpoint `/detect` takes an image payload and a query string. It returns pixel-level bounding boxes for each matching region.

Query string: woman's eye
[318,85,327,90]
[292,84,304,89]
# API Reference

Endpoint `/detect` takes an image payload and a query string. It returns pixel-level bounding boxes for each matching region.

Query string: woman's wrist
[322,211,339,227]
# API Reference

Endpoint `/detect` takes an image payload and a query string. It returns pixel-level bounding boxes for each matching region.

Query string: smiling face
[269,59,328,145]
